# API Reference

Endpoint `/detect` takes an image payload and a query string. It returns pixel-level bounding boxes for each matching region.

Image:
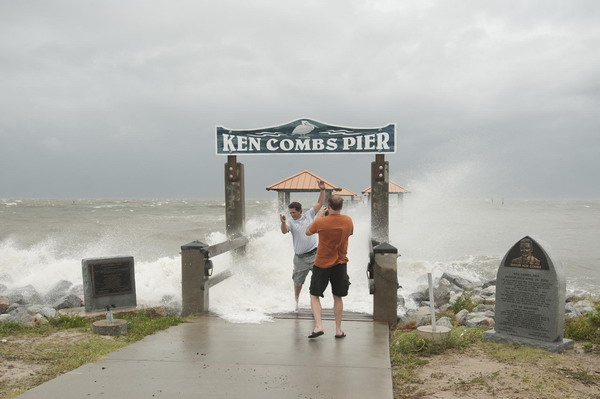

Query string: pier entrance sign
[216,119,395,155]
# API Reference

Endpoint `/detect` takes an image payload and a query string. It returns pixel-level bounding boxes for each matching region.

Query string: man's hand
[317,207,328,218]
[280,214,289,234]
[318,180,326,190]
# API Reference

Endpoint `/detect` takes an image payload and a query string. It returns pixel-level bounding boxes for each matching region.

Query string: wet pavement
[16,315,393,398]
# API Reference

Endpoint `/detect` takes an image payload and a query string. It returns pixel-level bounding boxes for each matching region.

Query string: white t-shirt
[286,207,318,255]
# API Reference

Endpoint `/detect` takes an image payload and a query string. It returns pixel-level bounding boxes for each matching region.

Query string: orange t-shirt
[307,214,353,268]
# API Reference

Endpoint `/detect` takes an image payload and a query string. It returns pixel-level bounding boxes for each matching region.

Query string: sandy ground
[0,330,112,398]
[400,344,600,399]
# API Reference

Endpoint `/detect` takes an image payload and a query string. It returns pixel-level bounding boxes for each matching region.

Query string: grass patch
[119,310,184,342]
[0,309,184,399]
[564,303,600,344]
[481,340,551,365]
[557,366,600,386]
[391,303,600,398]
[390,327,485,392]
[48,314,90,329]
[449,291,481,313]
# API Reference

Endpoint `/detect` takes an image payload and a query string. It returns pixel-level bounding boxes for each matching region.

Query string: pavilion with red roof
[361,181,410,203]
[266,169,341,211]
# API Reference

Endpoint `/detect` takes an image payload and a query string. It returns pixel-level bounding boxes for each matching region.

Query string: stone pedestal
[92,319,128,336]
[417,325,451,343]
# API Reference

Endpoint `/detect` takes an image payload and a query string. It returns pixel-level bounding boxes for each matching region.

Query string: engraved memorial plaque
[92,261,134,297]
[82,256,137,312]
[485,236,573,352]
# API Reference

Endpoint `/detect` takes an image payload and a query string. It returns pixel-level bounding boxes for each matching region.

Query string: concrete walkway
[17,316,393,399]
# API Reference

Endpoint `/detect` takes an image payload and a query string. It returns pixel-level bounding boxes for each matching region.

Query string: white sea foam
[1,195,599,324]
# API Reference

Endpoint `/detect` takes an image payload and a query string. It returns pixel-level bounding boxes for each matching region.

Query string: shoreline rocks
[0,274,597,327]
[0,281,182,326]
[0,282,88,326]
[397,273,598,330]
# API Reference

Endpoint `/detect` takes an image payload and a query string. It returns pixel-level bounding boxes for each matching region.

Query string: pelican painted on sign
[291,120,317,138]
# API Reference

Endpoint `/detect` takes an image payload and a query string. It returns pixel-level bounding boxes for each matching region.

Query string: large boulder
[565,303,581,318]
[409,289,429,305]
[9,307,34,325]
[477,317,495,329]
[7,285,43,306]
[397,295,405,309]
[472,304,495,313]
[481,279,496,289]
[7,293,25,306]
[465,311,495,328]
[480,286,496,297]
[44,280,73,305]
[432,278,453,307]
[0,296,9,314]
[436,316,453,328]
[455,309,469,324]
[7,303,20,313]
[573,300,595,314]
[68,284,84,298]
[441,273,477,290]
[53,294,83,310]
[32,313,49,326]
[27,305,57,319]
[398,307,434,329]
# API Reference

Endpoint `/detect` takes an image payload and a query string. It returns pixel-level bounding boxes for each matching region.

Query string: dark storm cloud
[1,0,599,198]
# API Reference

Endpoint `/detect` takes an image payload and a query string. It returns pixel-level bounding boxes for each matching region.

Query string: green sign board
[216,119,395,155]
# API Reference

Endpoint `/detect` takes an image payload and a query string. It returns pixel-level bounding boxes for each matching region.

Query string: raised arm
[280,214,289,234]
[311,180,326,214]
[305,207,328,236]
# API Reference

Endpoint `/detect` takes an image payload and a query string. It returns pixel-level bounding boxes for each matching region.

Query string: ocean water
[1,197,599,323]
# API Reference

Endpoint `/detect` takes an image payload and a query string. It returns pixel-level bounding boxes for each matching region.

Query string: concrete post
[371,154,389,243]
[225,155,245,239]
[372,242,398,326]
[278,192,286,213]
[325,189,333,205]
[181,241,210,316]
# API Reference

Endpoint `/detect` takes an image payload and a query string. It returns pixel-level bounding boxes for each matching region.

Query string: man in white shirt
[280,180,326,310]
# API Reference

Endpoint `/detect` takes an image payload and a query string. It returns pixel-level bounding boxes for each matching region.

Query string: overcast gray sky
[1,0,598,199]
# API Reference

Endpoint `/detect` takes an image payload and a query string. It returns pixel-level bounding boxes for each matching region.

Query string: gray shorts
[292,250,316,286]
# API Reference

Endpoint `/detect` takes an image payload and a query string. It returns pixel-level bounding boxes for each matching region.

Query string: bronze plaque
[91,261,134,297]
[503,237,549,270]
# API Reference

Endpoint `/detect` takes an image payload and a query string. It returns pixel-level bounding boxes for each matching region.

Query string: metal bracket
[227,155,238,182]
[373,154,386,182]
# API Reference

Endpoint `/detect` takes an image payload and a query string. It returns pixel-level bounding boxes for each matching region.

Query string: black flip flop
[308,331,324,338]
[335,333,346,339]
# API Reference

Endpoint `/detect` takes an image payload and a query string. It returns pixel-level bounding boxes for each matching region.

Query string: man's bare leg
[310,294,324,334]
[294,285,302,311]
[333,295,344,336]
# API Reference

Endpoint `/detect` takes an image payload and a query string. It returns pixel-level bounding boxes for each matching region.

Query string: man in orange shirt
[305,195,353,339]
